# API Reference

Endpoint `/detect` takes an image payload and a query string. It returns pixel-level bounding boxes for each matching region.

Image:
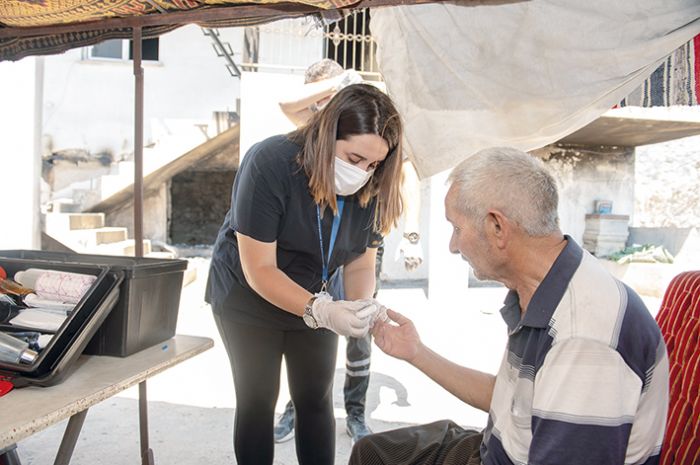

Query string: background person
[351,147,669,465]
[205,84,405,465]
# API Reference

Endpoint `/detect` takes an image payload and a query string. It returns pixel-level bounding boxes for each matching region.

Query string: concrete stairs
[42,209,196,286]
[44,207,155,257]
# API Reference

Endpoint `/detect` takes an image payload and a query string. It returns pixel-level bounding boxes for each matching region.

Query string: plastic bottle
[14,269,96,305]
[0,332,38,364]
[0,277,34,296]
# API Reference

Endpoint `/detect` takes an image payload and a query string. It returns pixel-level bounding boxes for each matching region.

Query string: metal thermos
[0,332,38,364]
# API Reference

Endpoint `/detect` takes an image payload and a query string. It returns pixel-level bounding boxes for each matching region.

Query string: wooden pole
[132,25,154,465]
[133,27,144,259]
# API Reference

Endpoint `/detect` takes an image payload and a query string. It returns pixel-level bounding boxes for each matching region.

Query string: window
[86,38,159,61]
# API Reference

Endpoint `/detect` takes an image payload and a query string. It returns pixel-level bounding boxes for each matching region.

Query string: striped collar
[500,235,583,332]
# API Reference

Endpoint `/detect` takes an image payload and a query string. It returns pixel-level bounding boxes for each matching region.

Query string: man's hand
[396,237,423,272]
[372,308,422,362]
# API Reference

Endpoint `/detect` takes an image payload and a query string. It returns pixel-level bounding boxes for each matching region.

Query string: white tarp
[371,1,700,178]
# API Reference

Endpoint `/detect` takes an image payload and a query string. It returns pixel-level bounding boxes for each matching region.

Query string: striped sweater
[481,237,669,465]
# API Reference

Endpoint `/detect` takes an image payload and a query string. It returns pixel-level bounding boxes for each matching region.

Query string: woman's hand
[372,309,422,362]
[311,294,377,337]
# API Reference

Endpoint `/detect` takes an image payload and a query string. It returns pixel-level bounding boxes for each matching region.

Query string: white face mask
[334,157,374,196]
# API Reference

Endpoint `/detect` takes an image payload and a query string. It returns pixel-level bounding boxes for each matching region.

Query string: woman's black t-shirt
[205,134,383,330]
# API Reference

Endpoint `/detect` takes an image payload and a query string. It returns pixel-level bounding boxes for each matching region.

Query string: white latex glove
[335,69,363,91]
[395,237,424,272]
[352,298,389,330]
[361,299,389,329]
[311,294,377,338]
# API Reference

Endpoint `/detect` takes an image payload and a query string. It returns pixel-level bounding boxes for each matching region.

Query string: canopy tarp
[371,0,700,177]
[0,0,466,61]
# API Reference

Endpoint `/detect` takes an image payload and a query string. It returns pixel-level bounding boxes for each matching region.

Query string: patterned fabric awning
[0,0,348,28]
[0,0,364,61]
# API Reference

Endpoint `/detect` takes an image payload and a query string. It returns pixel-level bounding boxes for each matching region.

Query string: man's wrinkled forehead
[444,184,461,221]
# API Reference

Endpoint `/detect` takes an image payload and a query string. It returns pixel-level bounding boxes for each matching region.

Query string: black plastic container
[0,258,122,387]
[0,250,187,357]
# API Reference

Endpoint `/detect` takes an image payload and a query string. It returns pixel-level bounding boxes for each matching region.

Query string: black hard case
[0,258,122,387]
[0,250,187,357]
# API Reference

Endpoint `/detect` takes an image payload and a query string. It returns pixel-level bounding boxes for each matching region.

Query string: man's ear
[485,210,509,248]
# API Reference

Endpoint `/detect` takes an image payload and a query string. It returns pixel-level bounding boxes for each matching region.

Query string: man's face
[444,186,495,281]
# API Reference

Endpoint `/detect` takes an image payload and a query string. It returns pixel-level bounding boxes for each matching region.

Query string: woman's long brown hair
[289,84,404,236]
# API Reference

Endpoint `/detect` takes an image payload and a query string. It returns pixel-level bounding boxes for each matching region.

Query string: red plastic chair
[656,271,700,465]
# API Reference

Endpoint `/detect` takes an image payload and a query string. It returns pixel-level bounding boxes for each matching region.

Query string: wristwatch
[403,232,420,244]
[303,295,319,329]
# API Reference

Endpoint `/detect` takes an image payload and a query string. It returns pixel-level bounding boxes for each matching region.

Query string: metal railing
[239,10,382,79]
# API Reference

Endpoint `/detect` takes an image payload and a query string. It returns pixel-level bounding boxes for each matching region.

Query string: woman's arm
[342,247,378,301]
[237,232,311,316]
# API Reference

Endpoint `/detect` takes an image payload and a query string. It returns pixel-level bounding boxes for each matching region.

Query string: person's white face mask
[334,156,374,196]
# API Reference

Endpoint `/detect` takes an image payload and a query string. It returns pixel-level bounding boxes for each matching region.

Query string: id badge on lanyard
[316,197,344,294]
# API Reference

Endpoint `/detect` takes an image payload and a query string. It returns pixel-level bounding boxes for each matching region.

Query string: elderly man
[351,147,669,465]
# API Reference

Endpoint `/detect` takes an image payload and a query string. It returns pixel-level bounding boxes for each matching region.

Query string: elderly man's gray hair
[448,147,560,236]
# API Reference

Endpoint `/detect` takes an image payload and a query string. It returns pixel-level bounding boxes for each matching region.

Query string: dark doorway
[170,169,236,245]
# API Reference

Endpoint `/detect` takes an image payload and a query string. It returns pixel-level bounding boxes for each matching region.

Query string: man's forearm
[411,344,496,412]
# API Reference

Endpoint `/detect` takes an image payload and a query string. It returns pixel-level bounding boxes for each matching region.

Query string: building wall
[41,25,243,158]
[535,145,636,243]
[0,57,43,249]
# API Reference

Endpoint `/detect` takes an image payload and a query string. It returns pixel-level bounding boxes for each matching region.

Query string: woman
[205,83,404,465]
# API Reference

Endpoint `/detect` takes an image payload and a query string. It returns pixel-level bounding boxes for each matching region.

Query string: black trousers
[349,420,482,465]
[214,313,338,465]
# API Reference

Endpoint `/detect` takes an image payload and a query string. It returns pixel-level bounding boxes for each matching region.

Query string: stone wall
[170,169,237,245]
[635,134,700,228]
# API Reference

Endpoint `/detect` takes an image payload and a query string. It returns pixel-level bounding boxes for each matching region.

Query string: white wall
[0,57,42,249]
[239,71,299,158]
[41,25,243,158]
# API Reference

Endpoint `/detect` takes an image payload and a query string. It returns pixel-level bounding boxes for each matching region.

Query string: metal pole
[133,26,144,259]
[132,26,153,465]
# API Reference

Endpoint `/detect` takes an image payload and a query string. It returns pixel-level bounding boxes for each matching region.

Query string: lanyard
[316,197,345,292]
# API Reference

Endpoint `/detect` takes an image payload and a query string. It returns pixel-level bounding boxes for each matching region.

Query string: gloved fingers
[355,303,378,320]
[348,324,370,338]
[346,311,372,331]
[339,299,373,312]
[313,292,333,303]
[370,305,389,327]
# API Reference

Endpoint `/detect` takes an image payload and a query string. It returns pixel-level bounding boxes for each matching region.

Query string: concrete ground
[13,257,662,465]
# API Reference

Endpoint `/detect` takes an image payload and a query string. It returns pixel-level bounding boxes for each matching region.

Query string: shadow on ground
[16,371,418,465]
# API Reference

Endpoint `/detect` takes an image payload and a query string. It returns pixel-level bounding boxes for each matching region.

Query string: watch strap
[303,295,319,329]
